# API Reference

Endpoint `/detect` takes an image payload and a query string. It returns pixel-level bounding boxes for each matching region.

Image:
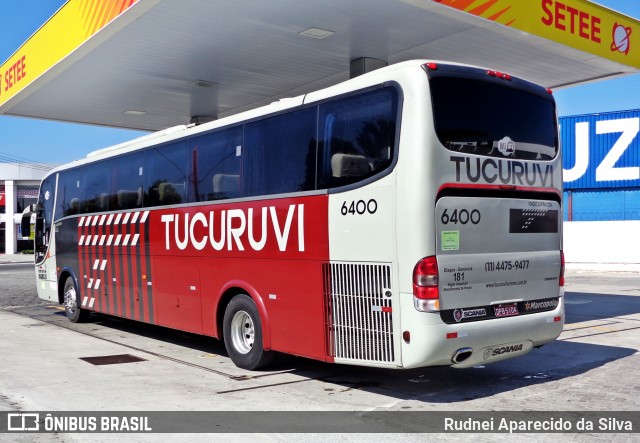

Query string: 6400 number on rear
[440,208,481,225]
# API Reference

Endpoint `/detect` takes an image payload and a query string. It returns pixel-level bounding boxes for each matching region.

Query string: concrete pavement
[0,254,34,264]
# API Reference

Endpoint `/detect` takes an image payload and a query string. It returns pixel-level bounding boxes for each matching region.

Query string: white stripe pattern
[78,211,148,247]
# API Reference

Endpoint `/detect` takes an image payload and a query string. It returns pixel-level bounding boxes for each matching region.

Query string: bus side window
[110,152,144,210]
[56,170,82,218]
[318,87,398,189]
[188,126,242,202]
[79,161,110,213]
[144,141,188,207]
[243,107,317,197]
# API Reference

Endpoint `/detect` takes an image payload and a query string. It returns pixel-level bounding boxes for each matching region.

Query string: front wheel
[223,294,274,370]
[63,276,90,323]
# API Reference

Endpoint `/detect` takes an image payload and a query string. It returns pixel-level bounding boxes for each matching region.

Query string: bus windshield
[429,75,558,161]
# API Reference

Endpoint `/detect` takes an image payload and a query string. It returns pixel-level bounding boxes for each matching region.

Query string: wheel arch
[57,267,79,305]
[215,281,272,350]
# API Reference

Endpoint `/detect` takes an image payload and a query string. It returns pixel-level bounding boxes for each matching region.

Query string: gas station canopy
[1,0,639,131]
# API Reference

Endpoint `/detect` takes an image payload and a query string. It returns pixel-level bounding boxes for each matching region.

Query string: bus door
[30,174,59,302]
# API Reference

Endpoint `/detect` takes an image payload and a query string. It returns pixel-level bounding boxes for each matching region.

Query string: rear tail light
[487,70,512,80]
[559,250,565,287]
[413,256,440,312]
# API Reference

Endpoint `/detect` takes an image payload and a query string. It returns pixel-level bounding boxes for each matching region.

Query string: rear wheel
[63,276,90,323]
[223,294,274,370]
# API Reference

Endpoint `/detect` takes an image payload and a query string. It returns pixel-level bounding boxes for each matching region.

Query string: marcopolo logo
[524,299,559,312]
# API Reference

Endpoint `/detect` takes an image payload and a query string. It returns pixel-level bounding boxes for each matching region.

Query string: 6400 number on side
[341,199,378,216]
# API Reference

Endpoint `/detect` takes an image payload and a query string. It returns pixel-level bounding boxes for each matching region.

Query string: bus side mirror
[21,214,32,239]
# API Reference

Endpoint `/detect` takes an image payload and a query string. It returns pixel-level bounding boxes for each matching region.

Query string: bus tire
[223,294,274,370]
[63,276,90,323]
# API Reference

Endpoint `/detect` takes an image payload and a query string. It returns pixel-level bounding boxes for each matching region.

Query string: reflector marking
[123,234,131,246]
[131,212,140,224]
[99,215,107,225]
[82,297,88,307]
[89,298,95,308]
[87,278,94,289]
[95,279,101,290]
[107,214,114,225]
[99,235,106,246]
[93,259,100,270]
[100,260,107,271]
[92,235,99,246]
[114,213,122,224]
[79,235,85,245]
[85,235,92,245]
[131,234,140,246]
[91,216,99,226]
[79,217,86,227]
[140,211,150,223]
[107,235,114,246]
[115,235,122,246]
[446,332,458,339]
[123,212,131,224]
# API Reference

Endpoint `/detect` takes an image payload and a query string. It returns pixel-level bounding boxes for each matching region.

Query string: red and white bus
[26,60,564,370]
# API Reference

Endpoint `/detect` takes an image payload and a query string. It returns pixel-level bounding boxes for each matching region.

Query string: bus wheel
[223,294,274,370]
[63,276,90,323]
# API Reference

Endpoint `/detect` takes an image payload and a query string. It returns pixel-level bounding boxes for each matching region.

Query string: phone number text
[485,260,530,272]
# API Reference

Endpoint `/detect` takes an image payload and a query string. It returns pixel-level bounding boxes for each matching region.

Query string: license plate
[494,303,519,318]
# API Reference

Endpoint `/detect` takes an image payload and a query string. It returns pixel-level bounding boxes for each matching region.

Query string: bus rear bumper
[399,294,564,369]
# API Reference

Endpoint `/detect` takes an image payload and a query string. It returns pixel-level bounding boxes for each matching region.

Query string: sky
[1,0,640,166]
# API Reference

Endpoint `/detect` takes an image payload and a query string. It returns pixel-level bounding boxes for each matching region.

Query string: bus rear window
[429,76,558,160]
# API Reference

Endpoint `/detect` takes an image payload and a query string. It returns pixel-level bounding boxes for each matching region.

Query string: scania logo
[484,344,524,359]
[453,308,487,322]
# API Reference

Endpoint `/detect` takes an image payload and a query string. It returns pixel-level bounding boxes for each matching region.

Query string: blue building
[561,110,640,221]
